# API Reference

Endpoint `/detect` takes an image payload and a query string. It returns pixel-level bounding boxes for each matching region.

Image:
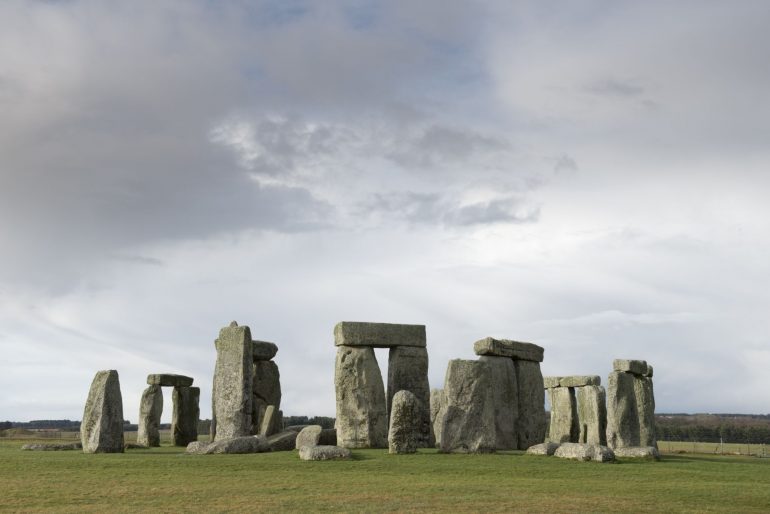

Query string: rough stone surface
[334,345,388,448]
[614,446,660,459]
[186,436,271,454]
[295,425,323,449]
[137,385,163,447]
[606,371,640,449]
[543,376,561,389]
[515,359,546,450]
[212,323,253,441]
[185,441,209,453]
[576,385,607,446]
[81,370,125,454]
[559,376,601,388]
[429,389,444,448]
[334,321,426,348]
[547,387,579,444]
[172,386,199,446]
[438,359,496,453]
[554,442,615,462]
[388,390,422,454]
[21,443,82,451]
[526,442,561,456]
[146,374,193,387]
[635,376,656,448]
[613,359,648,376]
[259,405,278,436]
[298,445,352,461]
[479,355,518,450]
[473,337,544,362]
[387,346,431,447]
[252,340,278,361]
[253,360,281,435]
[267,431,298,452]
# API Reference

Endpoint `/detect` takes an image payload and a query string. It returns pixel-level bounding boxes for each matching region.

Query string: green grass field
[2,438,770,513]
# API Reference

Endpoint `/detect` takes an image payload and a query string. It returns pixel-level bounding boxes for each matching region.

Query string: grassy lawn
[2,439,770,513]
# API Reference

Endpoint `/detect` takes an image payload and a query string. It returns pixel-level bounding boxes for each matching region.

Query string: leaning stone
[612,359,648,376]
[252,340,278,361]
[438,359,496,454]
[479,355,518,450]
[252,360,281,435]
[212,323,253,441]
[576,385,607,446]
[387,346,431,447]
[614,446,661,460]
[554,442,615,462]
[388,390,422,454]
[295,425,323,449]
[146,374,194,387]
[559,376,601,388]
[298,445,352,461]
[547,387,579,444]
[543,376,562,389]
[606,371,640,449]
[81,370,125,453]
[137,385,163,447]
[187,435,271,454]
[259,405,278,436]
[515,360,546,450]
[21,442,82,451]
[473,337,544,362]
[267,431,298,452]
[334,345,388,448]
[526,442,560,456]
[635,376,656,448]
[334,321,426,348]
[430,389,444,448]
[172,386,199,446]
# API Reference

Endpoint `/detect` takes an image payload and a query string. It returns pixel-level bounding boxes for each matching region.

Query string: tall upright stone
[438,359,496,453]
[515,359,546,449]
[547,386,579,443]
[479,355,518,450]
[211,321,253,441]
[430,388,444,448]
[172,386,199,446]
[81,370,124,453]
[576,385,607,445]
[334,345,388,448]
[252,360,281,436]
[137,385,163,447]
[387,346,430,447]
[606,370,640,449]
[635,376,656,448]
[388,390,422,454]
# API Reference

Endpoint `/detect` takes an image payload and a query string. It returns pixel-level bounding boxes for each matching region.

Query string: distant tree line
[656,414,770,444]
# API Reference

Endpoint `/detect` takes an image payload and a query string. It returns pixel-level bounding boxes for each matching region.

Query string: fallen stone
[526,442,560,456]
[21,442,82,451]
[137,384,163,447]
[295,425,323,449]
[554,442,615,462]
[298,445,352,461]
[612,359,648,376]
[185,441,209,453]
[606,371,640,449]
[81,370,125,454]
[614,446,661,460]
[334,321,426,348]
[267,431,298,452]
[212,323,253,441]
[430,388,444,448]
[438,359,496,454]
[252,340,278,361]
[479,355,518,450]
[559,376,601,388]
[547,387,579,444]
[172,386,200,446]
[124,443,148,449]
[576,385,607,446]
[388,390,422,454]
[252,360,281,435]
[387,346,431,447]
[473,337,544,362]
[334,345,388,448]
[186,435,271,454]
[515,360,546,450]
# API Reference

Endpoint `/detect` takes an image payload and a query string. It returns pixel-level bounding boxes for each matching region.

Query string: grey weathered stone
[252,360,281,435]
[645,364,654,377]
[547,387,579,444]
[614,446,660,459]
[554,442,615,462]
[259,405,279,436]
[298,445,352,461]
[252,340,278,361]
[635,376,656,448]
[146,374,193,387]
[388,390,422,454]
[212,323,253,441]
[185,441,209,453]
[559,376,601,388]
[387,346,431,446]
[21,442,82,451]
[473,337,544,362]
[606,370,640,449]
[438,359,496,453]
[172,386,199,446]
[267,431,298,452]
[612,359,648,376]
[334,321,426,348]
[526,441,561,456]
[295,425,323,449]
[430,388,444,448]
[576,385,607,446]
[81,370,125,454]
[319,428,337,446]
[479,355,518,450]
[543,376,561,389]
[334,345,388,448]
[515,359,546,450]
[186,435,271,454]
[137,385,163,447]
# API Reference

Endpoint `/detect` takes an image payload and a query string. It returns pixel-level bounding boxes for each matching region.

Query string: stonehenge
[137,374,199,447]
[252,340,282,437]
[388,390,422,454]
[606,359,656,450]
[211,322,254,441]
[544,375,606,446]
[81,370,125,453]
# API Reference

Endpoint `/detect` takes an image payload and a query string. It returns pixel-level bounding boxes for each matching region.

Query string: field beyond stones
[2,440,770,513]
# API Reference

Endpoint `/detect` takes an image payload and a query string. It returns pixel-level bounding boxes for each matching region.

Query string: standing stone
[515,360,546,450]
[438,359,496,453]
[547,387,579,444]
[430,388,444,448]
[295,425,323,449]
[635,376,656,448]
[81,370,124,453]
[252,360,281,435]
[172,386,199,446]
[137,385,163,447]
[479,355,518,450]
[334,345,388,448]
[576,385,607,445]
[388,390,422,454]
[387,346,430,447]
[212,322,253,441]
[606,370,639,449]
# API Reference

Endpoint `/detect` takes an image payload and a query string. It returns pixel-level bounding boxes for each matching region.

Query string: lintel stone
[253,341,278,361]
[612,359,648,376]
[543,376,562,389]
[147,374,193,387]
[334,321,426,348]
[473,337,544,362]
[559,375,601,388]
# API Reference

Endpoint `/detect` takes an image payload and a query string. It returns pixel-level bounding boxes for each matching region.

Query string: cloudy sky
[2,0,770,423]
